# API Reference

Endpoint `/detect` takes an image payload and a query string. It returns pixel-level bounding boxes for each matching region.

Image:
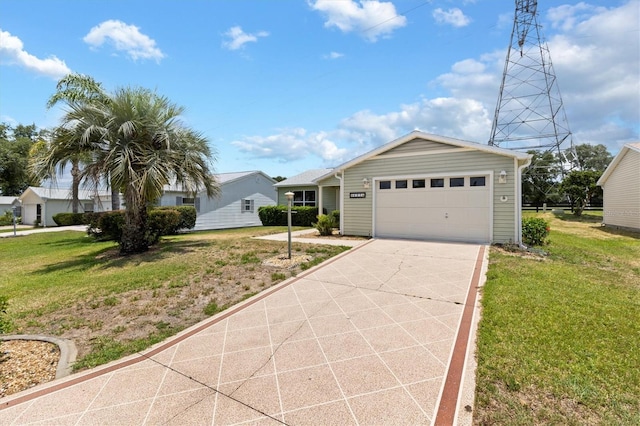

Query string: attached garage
[374,174,491,243]
[315,131,532,244]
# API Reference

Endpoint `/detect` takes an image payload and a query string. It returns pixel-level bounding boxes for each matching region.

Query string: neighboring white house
[0,196,21,217]
[276,131,532,244]
[158,171,276,231]
[597,142,640,232]
[18,187,111,227]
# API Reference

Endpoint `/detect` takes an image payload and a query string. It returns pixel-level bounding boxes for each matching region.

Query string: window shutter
[195,197,200,213]
[176,197,182,206]
[250,200,254,213]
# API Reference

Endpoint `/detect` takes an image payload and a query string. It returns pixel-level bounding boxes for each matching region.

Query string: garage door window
[412,179,426,188]
[379,181,391,189]
[470,176,486,186]
[395,180,408,189]
[430,178,444,188]
[450,177,465,187]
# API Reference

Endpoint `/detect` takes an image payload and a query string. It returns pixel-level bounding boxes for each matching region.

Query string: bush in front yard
[155,206,196,231]
[52,212,87,226]
[258,205,319,227]
[87,211,125,241]
[147,209,181,244]
[313,214,336,236]
[522,217,550,246]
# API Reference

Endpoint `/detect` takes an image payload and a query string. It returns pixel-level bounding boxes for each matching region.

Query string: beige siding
[319,186,339,214]
[341,148,518,242]
[317,175,340,186]
[380,138,455,155]
[602,150,640,230]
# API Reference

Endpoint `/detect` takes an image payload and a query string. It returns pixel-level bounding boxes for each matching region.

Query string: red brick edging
[434,245,485,425]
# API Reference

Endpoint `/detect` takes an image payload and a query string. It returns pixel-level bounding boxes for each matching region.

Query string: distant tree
[567,144,613,172]
[0,123,41,195]
[522,151,563,206]
[272,176,286,182]
[560,170,602,216]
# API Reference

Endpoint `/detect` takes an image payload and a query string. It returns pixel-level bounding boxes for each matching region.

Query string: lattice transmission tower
[489,0,575,173]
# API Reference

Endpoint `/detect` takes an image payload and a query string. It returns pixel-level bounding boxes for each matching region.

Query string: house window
[430,178,444,188]
[395,180,408,189]
[412,179,426,188]
[84,203,94,213]
[176,196,200,212]
[241,199,254,213]
[470,176,486,187]
[450,177,465,187]
[293,190,316,207]
[379,181,391,190]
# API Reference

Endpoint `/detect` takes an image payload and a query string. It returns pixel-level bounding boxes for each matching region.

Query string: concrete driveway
[0,239,487,425]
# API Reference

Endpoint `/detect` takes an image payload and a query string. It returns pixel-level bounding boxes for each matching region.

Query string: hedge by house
[52,212,88,226]
[258,206,319,227]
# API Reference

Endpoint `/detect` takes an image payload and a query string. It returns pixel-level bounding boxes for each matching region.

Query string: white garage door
[374,175,491,243]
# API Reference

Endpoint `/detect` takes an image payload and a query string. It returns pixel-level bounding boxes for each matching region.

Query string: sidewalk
[0,225,87,238]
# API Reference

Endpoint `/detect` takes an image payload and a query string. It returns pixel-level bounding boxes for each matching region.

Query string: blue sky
[1,0,638,182]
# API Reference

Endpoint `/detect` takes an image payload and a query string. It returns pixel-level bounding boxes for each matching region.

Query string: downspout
[42,198,47,228]
[335,171,344,235]
[517,155,533,247]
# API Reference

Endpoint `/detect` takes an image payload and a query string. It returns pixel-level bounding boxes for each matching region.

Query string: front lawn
[0,227,350,371]
[475,212,640,424]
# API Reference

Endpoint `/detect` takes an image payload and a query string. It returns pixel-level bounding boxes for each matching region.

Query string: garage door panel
[375,176,490,243]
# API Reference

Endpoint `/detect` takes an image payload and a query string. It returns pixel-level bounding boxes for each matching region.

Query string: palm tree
[64,86,219,254]
[31,73,111,212]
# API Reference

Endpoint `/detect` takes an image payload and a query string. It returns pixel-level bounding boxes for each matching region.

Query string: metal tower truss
[489,0,575,167]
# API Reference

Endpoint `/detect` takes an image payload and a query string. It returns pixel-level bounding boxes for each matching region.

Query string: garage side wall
[602,150,640,231]
[341,149,517,243]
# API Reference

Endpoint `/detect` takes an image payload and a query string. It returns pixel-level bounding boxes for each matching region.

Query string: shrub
[313,214,336,236]
[522,217,550,246]
[155,206,196,231]
[258,205,319,227]
[0,211,20,226]
[87,210,125,241]
[330,210,340,225]
[52,212,86,226]
[147,209,181,244]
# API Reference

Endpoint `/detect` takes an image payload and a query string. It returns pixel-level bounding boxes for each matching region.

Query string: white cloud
[309,0,407,42]
[231,128,349,164]
[83,20,164,62]
[222,26,269,50]
[324,51,344,60]
[432,8,472,28]
[0,29,71,79]
[546,2,606,32]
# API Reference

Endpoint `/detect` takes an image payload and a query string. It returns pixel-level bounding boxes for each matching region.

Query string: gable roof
[597,142,640,186]
[315,130,531,181]
[274,169,333,187]
[164,171,275,192]
[19,187,104,202]
[0,196,19,205]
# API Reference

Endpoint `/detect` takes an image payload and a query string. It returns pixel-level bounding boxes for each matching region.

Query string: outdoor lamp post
[285,191,294,259]
[12,205,17,236]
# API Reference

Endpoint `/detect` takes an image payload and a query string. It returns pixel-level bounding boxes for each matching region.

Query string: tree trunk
[71,160,80,214]
[120,186,148,254]
[110,174,120,211]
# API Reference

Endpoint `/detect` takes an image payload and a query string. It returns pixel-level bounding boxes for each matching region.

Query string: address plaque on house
[349,192,366,198]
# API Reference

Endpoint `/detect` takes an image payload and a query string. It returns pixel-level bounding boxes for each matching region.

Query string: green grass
[475,213,640,425]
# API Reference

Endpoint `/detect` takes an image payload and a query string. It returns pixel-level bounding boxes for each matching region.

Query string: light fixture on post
[499,170,507,184]
[362,177,370,189]
[285,191,294,259]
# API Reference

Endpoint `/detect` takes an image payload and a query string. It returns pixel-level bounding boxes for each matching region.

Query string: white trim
[371,170,494,243]
[517,155,533,245]
[335,172,344,234]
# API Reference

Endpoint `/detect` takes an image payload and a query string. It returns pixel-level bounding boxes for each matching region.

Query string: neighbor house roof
[0,196,19,204]
[163,171,275,192]
[315,130,532,182]
[273,169,333,187]
[18,187,104,202]
[597,142,640,186]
